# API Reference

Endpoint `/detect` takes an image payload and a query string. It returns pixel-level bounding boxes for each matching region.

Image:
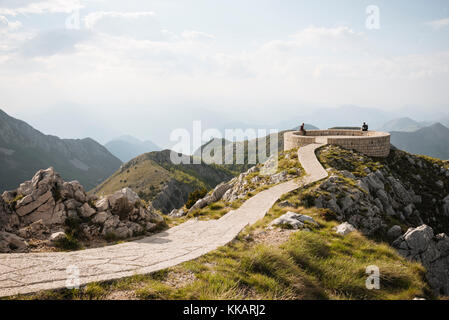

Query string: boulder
[78,203,96,218]
[15,190,53,217]
[270,212,317,230]
[49,232,67,243]
[17,219,49,239]
[108,188,139,219]
[334,222,356,236]
[0,231,28,253]
[393,225,449,296]
[169,208,186,217]
[92,211,111,225]
[95,197,110,211]
[387,225,403,241]
[403,225,434,254]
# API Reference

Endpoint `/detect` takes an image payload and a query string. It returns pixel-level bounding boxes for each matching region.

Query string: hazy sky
[1,0,449,145]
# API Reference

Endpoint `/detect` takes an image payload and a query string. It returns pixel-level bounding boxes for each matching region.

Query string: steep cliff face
[0,109,122,192]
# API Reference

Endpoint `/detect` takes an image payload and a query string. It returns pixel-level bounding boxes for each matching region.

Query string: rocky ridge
[182,150,302,216]
[299,145,449,295]
[0,167,164,252]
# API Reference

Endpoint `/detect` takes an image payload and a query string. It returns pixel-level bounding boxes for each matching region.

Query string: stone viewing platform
[284,129,391,157]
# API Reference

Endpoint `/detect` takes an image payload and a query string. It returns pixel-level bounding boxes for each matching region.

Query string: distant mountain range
[390,123,449,160]
[0,109,122,192]
[105,135,161,162]
[377,117,428,133]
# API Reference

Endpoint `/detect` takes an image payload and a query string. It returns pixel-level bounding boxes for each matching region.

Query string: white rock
[49,232,66,243]
[95,197,110,211]
[334,222,356,236]
[270,212,317,230]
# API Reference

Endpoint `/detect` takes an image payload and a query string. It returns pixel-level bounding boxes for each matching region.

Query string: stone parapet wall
[284,134,315,150]
[284,130,391,157]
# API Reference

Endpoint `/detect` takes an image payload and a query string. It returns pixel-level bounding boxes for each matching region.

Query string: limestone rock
[95,197,110,211]
[92,211,111,225]
[387,225,403,241]
[17,220,49,239]
[0,231,28,253]
[1,166,166,245]
[169,208,186,217]
[49,232,67,243]
[393,225,449,296]
[78,203,96,218]
[270,212,317,230]
[334,222,356,236]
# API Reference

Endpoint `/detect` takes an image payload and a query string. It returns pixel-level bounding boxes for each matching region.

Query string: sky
[1,0,449,146]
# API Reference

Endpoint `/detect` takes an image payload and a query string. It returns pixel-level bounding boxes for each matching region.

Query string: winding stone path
[0,143,327,297]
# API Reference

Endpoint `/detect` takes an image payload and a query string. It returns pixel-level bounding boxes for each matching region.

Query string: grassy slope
[10,202,430,300]
[92,150,235,205]
[8,147,433,300]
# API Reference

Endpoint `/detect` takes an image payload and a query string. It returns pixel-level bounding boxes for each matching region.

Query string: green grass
[317,145,384,177]
[7,145,435,301]
[54,234,82,251]
[10,196,432,301]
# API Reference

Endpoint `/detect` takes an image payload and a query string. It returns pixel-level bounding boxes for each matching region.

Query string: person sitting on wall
[362,122,369,131]
[299,123,307,136]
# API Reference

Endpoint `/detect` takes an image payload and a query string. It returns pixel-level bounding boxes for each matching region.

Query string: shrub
[300,193,316,208]
[54,234,81,251]
[185,188,208,209]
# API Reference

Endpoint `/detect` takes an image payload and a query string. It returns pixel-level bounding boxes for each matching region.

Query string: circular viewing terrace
[284,129,391,157]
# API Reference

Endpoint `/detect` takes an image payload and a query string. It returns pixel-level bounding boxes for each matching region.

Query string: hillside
[91,150,234,213]
[390,123,449,160]
[195,131,287,174]
[377,117,424,132]
[0,109,122,192]
[13,144,449,300]
[105,135,161,162]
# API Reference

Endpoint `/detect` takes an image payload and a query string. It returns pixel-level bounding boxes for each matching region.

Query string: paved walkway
[0,143,327,297]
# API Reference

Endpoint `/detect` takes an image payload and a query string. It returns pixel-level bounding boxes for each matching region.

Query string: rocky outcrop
[186,164,297,215]
[312,146,449,237]
[313,168,424,236]
[0,231,28,253]
[188,181,233,213]
[0,167,165,252]
[393,225,449,296]
[169,208,186,218]
[334,222,356,236]
[270,212,317,230]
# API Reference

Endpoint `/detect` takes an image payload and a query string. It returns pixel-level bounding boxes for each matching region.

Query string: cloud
[20,28,91,57]
[262,26,363,52]
[0,0,83,16]
[426,18,449,30]
[84,11,155,29]
[0,14,21,31]
[181,30,215,42]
